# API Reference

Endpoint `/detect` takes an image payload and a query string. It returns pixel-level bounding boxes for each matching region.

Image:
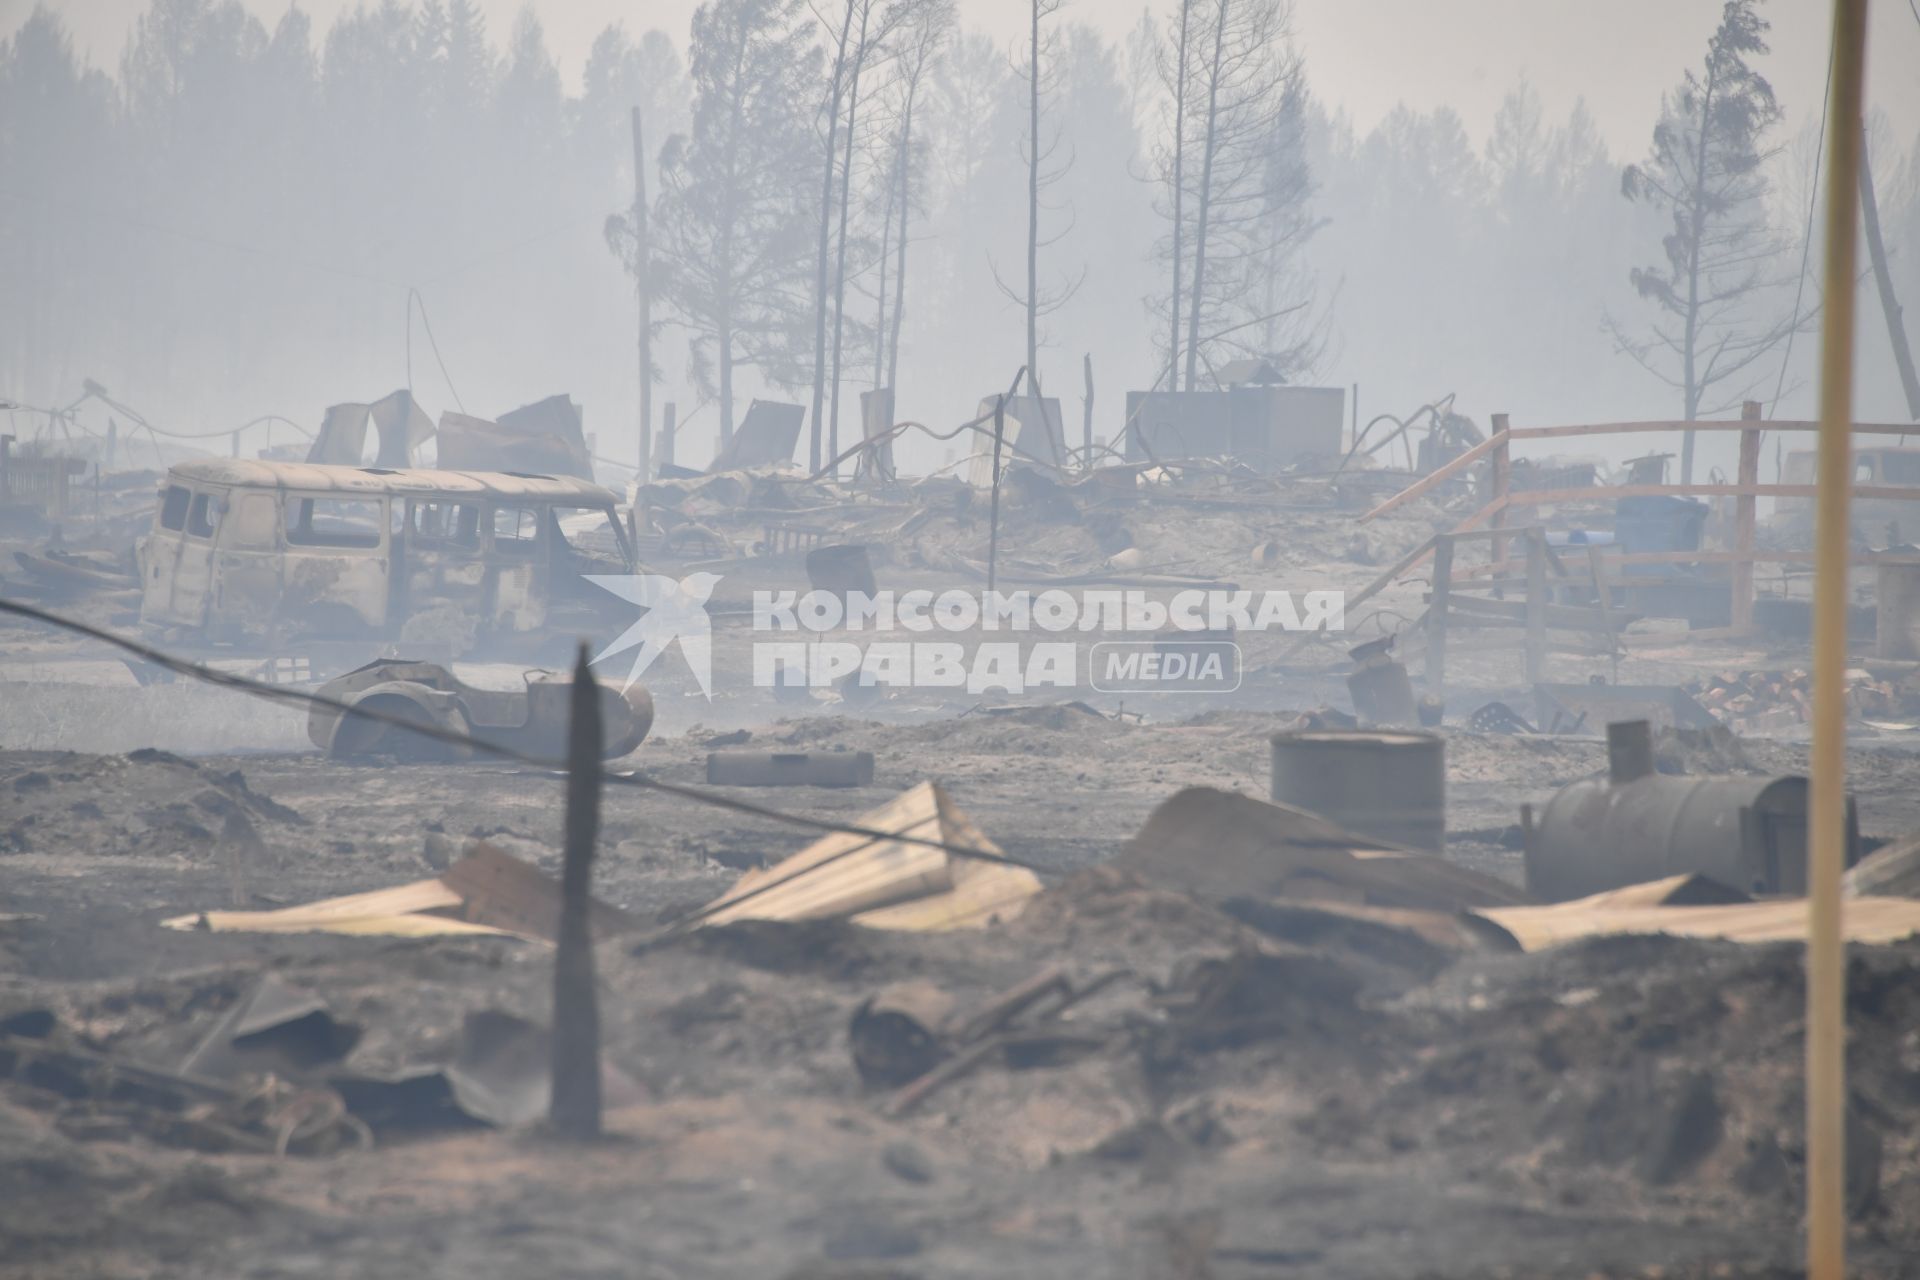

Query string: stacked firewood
[1687,668,1915,730]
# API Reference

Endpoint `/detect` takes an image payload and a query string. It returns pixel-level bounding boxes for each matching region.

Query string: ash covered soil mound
[0,749,304,860]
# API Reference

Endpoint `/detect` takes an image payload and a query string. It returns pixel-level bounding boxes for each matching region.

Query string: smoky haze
[1,0,1917,485]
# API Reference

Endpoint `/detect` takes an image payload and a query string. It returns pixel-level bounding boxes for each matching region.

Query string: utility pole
[1859,130,1920,420]
[550,645,605,1140]
[631,107,655,481]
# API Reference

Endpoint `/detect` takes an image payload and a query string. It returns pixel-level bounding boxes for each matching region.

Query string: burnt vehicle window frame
[284,494,386,550]
[158,484,191,531]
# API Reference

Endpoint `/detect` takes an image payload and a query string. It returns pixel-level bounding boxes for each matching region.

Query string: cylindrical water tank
[1270,729,1445,853]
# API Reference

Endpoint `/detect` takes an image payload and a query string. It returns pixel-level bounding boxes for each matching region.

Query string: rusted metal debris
[709,399,804,473]
[308,659,653,762]
[1344,635,1417,728]
[1533,681,1718,734]
[874,966,1127,1116]
[1119,785,1522,913]
[1269,729,1447,855]
[1521,719,1864,902]
[0,1022,371,1158]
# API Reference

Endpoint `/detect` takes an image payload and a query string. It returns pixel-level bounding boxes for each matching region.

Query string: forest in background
[1,0,1916,481]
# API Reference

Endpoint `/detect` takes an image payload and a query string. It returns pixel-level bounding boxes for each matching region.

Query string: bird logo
[585,572,722,698]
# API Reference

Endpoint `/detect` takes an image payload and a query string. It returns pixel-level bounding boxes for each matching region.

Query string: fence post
[1732,400,1762,634]
[1489,414,1511,587]
[987,395,1007,597]
[550,643,604,1140]
[1082,353,1094,469]
[1524,528,1547,685]
[1426,533,1453,701]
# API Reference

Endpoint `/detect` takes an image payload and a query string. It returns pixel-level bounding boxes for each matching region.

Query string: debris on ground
[696,781,1043,931]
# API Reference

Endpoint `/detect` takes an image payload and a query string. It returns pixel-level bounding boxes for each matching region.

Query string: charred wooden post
[987,394,1007,597]
[1081,353,1094,467]
[1585,542,1621,682]
[549,643,604,1140]
[1488,412,1512,581]
[1732,400,1762,634]
[1524,528,1547,685]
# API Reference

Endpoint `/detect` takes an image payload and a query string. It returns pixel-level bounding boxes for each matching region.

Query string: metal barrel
[1269,728,1445,853]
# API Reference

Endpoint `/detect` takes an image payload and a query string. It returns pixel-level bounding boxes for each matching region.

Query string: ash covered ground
[3,701,1920,1277]
[5,474,1920,1279]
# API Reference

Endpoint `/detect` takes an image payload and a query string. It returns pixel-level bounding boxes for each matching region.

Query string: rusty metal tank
[1522,720,1861,902]
[1269,728,1445,853]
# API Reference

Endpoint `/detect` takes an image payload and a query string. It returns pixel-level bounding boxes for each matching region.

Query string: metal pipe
[1808,3,1867,1274]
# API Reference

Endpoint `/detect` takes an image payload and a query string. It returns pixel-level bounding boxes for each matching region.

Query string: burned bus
[138,459,636,650]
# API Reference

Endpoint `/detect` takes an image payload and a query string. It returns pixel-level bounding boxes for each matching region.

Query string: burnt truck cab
[137,459,636,648]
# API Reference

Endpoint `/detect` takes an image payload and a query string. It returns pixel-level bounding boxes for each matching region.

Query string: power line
[0,599,1042,932]
[407,288,467,414]
[1769,35,1836,419]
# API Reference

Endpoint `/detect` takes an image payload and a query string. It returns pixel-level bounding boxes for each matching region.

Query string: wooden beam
[1358,428,1506,522]
[1506,418,1920,439]
[1490,416,1512,581]
[1524,529,1546,684]
[1503,480,1920,504]
[1732,402,1763,633]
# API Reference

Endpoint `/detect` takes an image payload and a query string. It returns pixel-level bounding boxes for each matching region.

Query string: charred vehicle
[308,659,654,762]
[137,460,636,651]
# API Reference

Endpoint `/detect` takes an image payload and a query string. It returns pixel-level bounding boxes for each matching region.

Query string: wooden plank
[1490,416,1511,576]
[1732,404,1763,633]
[1343,533,1438,614]
[1358,429,1506,522]
[1506,419,1920,440]
[1504,481,1920,503]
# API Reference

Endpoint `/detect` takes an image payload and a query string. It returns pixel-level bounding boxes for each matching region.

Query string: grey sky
[17,0,1919,159]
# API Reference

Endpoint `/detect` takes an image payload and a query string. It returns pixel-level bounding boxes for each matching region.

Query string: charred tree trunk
[828,2,872,472]
[1183,0,1229,394]
[887,93,914,395]
[807,0,858,474]
[1860,135,1920,421]
[1167,0,1193,393]
[630,106,653,479]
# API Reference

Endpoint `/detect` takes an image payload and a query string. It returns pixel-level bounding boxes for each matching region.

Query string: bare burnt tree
[1156,0,1195,390]
[1154,0,1313,389]
[653,0,819,448]
[825,1,914,469]
[992,0,1081,403]
[805,0,858,473]
[1607,0,1798,482]
[867,0,953,397]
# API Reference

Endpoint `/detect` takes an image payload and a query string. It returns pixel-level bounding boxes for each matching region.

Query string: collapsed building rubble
[10,384,1920,1276]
